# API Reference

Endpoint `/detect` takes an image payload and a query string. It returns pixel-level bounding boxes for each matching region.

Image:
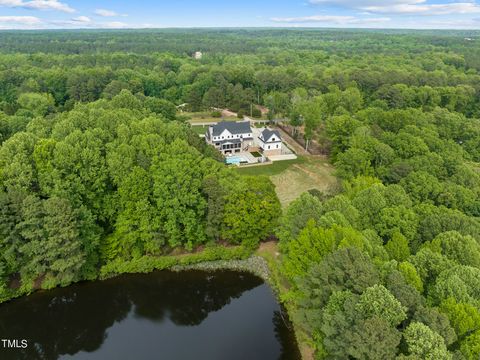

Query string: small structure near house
[193,51,203,60]
[258,128,282,156]
[205,121,254,155]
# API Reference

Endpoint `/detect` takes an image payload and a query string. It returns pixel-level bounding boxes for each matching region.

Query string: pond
[0,271,300,360]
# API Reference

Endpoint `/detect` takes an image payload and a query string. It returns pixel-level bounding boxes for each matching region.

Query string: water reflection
[0,271,300,360]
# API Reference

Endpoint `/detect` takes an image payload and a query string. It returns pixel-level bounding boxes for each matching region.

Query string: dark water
[0,271,300,360]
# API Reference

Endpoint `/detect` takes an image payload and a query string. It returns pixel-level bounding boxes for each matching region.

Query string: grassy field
[191,125,209,135]
[183,111,266,124]
[237,156,338,207]
[236,158,306,177]
[183,111,239,124]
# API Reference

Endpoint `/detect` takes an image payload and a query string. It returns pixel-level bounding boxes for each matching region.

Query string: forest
[0,29,480,359]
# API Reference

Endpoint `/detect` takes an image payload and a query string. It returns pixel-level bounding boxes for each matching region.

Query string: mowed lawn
[237,156,338,207]
[191,125,209,135]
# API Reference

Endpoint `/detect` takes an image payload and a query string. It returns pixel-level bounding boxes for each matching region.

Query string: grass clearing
[236,158,306,177]
[183,111,238,124]
[238,156,338,207]
[191,125,209,135]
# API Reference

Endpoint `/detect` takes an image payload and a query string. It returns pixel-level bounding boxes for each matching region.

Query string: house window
[272,138,276,141]
[276,144,279,149]
[267,145,271,150]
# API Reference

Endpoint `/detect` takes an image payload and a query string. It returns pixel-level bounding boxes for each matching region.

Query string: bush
[252,108,262,118]
[99,245,253,279]
[211,110,222,118]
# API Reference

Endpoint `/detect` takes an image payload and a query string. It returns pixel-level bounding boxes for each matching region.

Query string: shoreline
[0,245,310,359]
[173,255,308,360]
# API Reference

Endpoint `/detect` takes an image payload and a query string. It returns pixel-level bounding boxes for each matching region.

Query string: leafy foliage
[0,29,479,358]
[0,90,280,297]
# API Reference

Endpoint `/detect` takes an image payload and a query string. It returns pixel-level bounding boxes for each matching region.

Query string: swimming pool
[225,156,249,165]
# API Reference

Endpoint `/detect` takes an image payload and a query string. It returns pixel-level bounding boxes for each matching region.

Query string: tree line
[0,90,280,297]
[0,29,479,358]
[277,71,480,358]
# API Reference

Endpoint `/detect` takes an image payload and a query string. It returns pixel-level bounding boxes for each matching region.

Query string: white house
[205,121,254,155]
[258,129,282,156]
[194,51,203,60]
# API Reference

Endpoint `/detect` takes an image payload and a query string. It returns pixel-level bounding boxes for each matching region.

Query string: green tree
[151,140,208,249]
[145,97,177,121]
[104,166,161,260]
[356,284,407,327]
[348,317,401,360]
[431,265,480,307]
[403,322,452,360]
[461,330,480,360]
[297,248,379,311]
[17,196,87,287]
[276,192,323,245]
[385,232,411,262]
[222,176,281,248]
[439,298,480,338]
[398,261,424,293]
[426,231,480,268]
[17,92,55,117]
[336,148,373,179]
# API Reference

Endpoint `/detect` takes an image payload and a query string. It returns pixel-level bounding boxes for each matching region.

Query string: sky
[1,0,480,30]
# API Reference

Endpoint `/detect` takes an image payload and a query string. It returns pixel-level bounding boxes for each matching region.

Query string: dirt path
[222,109,237,117]
[276,127,309,155]
[257,241,280,259]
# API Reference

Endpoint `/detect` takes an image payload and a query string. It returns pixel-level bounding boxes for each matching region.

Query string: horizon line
[0,26,480,32]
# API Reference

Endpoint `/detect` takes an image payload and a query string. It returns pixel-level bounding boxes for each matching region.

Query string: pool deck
[226,152,261,165]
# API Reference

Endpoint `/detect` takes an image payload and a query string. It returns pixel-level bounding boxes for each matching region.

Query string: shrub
[251,108,262,118]
[237,109,246,118]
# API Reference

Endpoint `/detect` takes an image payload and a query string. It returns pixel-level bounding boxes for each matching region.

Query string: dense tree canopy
[0,29,479,359]
[0,89,280,296]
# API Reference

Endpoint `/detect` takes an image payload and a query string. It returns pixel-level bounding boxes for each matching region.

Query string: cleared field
[191,125,209,135]
[236,158,305,177]
[183,111,239,124]
[238,156,338,207]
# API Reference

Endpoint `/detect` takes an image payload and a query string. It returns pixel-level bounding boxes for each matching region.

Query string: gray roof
[261,129,282,142]
[211,121,252,136]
